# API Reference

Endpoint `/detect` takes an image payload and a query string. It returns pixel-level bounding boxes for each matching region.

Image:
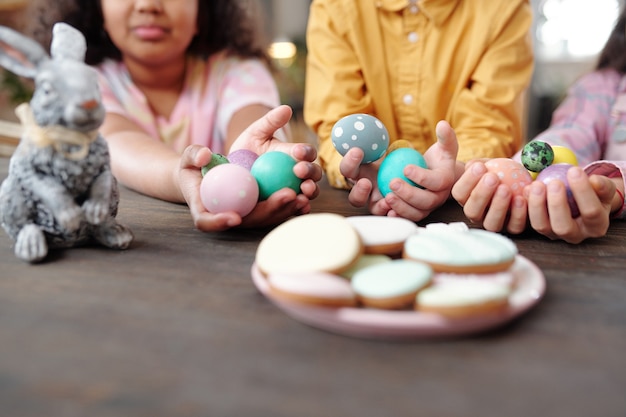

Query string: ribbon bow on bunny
[15,102,99,160]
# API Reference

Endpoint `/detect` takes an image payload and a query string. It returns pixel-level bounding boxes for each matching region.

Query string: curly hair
[596,4,626,74]
[27,0,270,66]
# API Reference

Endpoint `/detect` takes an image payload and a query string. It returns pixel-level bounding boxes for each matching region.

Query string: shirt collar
[377,0,460,26]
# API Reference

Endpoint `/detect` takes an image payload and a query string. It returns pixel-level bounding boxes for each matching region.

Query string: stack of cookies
[254,214,519,318]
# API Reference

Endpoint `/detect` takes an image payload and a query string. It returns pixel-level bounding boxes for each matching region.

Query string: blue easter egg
[377,148,428,197]
[331,113,389,163]
[250,151,302,200]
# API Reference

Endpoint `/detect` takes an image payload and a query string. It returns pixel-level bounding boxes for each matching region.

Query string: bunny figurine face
[0,22,133,263]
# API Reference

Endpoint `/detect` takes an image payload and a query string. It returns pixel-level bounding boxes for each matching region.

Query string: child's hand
[526,167,615,243]
[341,120,459,222]
[451,160,528,234]
[177,145,313,232]
[178,105,323,232]
[339,146,382,210]
[382,120,459,220]
[230,105,323,202]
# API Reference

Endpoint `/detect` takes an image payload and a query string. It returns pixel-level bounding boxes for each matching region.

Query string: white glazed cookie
[433,271,517,289]
[267,271,357,307]
[403,224,517,273]
[351,259,433,310]
[346,216,419,256]
[256,213,363,275]
[416,281,511,317]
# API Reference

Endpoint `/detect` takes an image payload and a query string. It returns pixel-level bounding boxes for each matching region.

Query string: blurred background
[256,0,625,143]
[1,0,624,144]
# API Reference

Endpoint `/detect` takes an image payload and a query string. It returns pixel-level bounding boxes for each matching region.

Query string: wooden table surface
[1,156,625,417]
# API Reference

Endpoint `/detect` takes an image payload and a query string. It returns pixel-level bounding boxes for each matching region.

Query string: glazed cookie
[351,259,433,310]
[403,223,517,273]
[416,281,511,318]
[433,271,517,289]
[341,254,392,280]
[346,215,419,256]
[256,213,363,275]
[267,271,357,307]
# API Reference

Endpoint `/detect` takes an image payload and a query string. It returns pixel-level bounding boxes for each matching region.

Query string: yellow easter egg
[551,146,578,166]
[386,139,414,155]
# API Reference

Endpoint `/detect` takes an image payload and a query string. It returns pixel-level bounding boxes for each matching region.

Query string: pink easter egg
[200,164,259,217]
[485,158,533,197]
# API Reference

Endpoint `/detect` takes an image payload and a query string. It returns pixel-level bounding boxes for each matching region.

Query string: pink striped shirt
[516,69,626,218]
[96,52,282,155]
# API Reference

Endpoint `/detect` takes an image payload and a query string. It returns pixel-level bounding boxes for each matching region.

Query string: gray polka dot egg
[331,113,389,164]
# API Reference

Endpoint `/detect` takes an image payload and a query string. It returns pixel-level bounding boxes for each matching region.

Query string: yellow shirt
[304,0,534,189]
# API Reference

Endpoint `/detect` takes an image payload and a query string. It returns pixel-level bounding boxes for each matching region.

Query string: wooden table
[1,156,625,417]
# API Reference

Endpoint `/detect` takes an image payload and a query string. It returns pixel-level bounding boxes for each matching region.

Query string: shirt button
[403,94,413,105]
[410,5,419,13]
[408,32,419,43]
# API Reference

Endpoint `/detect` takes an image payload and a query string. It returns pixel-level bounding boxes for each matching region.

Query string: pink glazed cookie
[267,271,357,307]
[346,216,418,256]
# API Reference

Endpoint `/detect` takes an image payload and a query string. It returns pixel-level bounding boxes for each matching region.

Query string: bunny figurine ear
[0,25,49,79]
[51,22,86,62]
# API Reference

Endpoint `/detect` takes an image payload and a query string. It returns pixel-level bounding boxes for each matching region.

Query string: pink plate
[251,255,545,339]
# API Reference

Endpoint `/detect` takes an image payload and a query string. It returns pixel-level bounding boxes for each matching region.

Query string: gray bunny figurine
[0,22,133,263]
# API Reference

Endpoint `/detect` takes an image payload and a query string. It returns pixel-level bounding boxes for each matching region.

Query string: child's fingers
[339,147,365,180]
[481,184,512,232]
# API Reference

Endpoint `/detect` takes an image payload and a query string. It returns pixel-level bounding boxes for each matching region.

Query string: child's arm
[100,113,188,203]
[101,105,322,232]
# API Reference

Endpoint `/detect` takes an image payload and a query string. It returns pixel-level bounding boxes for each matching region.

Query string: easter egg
[331,113,389,163]
[536,163,580,218]
[521,140,554,172]
[552,146,578,166]
[201,153,229,176]
[228,149,259,170]
[386,139,414,155]
[251,151,303,200]
[377,147,427,197]
[484,158,533,197]
[200,163,259,217]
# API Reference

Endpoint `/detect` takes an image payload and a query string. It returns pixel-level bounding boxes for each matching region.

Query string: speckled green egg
[521,141,554,172]
[201,153,229,176]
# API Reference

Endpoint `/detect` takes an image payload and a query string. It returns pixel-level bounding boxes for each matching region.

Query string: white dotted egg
[331,113,389,163]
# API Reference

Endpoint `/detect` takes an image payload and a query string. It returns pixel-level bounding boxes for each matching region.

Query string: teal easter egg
[377,148,427,197]
[251,151,303,200]
[331,113,389,163]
